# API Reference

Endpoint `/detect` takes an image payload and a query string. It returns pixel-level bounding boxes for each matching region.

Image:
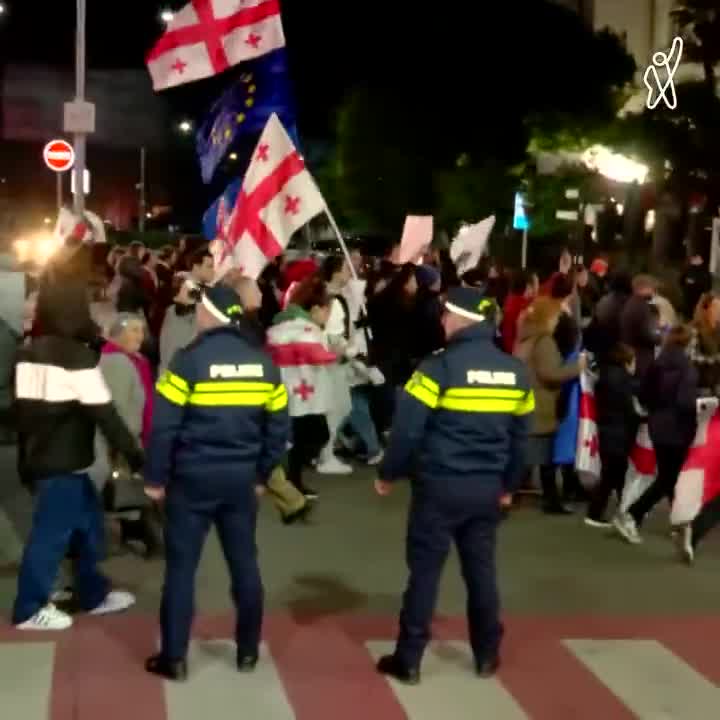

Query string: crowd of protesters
[1,233,720,628]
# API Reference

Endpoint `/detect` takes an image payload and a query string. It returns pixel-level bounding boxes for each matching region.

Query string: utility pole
[72,0,87,216]
[139,147,147,232]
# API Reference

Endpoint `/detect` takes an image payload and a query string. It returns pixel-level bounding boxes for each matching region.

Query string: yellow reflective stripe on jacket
[516,390,535,416]
[194,381,274,393]
[438,387,535,415]
[266,384,289,412]
[188,391,272,407]
[156,372,190,407]
[442,387,525,400]
[405,371,440,409]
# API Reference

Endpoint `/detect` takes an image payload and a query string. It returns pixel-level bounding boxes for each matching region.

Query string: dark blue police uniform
[378,287,534,683]
[145,286,290,680]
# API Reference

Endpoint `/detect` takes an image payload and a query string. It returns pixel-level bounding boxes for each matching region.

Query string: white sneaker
[366,451,384,466]
[613,513,643,545]
[674,525,695,565]
[88,590,136,616]
[316,457,353,475]
[16,604,73,631]
[584,517,612,529]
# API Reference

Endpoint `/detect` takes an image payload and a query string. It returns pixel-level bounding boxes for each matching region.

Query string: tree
[673,1,720,96]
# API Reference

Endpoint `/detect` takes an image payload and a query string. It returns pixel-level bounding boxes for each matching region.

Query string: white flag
[450,215,495,275]
[146,0,286,91]
[222,114,326,279]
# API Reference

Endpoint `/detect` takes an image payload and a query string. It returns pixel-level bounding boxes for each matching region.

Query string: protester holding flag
[515,297,585,514]
[267,276,338,499]
[614,326,699,545]
[586,344,640,528]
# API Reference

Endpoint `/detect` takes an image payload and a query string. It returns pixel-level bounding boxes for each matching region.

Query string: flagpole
[73,0,87,217]
[323,205,360,283]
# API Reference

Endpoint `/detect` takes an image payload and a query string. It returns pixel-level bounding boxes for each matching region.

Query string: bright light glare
[14,233,61,265]
[229,152,238,161]
[582,145,649,184]
[43,217,52,225]
[160,9,174,23]
[616,203,624,216]
[645,209,656,233]
[178,120,192,134]
[0,5,6,16]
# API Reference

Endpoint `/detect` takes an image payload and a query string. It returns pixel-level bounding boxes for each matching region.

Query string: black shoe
[542,504,573,516]
[282,503,314,525]
[376,654,420,685]
[145,654,188,682]
[476,654,501,678]
[237,654,259,673]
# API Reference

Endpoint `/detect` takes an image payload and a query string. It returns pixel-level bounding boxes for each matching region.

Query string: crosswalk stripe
[164,641,295,720]
[565,639,720,719]
[0,642,55,719]
[367,641,528,719]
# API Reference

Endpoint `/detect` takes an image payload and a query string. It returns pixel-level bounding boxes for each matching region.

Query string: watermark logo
[644,37,683,110]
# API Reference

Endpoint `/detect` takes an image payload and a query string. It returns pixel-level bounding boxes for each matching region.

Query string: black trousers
[396,493,503,668]
[630,444,689,526]
[588,450,628,521]
[539,465,561,508]
[692,494,720,547]
[288,415,329,491]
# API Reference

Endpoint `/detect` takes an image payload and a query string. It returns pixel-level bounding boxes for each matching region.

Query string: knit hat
[201,285,244,324]
[444,286,495,323]
[416,264,441,289]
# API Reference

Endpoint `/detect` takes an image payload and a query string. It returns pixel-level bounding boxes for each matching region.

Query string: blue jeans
[13,473,109,624]
[342,386,381,458]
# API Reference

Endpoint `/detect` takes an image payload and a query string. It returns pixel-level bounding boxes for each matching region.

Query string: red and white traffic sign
[43,140,75,173]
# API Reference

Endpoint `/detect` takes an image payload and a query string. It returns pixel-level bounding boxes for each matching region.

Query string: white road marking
[164,641,295,720]
[566,639,719,719]
[367,641,528,719]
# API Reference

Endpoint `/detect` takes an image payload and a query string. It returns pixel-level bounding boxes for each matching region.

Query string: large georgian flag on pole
[146,0,286,91]
[220,113,326,279]
[619,424,657,513]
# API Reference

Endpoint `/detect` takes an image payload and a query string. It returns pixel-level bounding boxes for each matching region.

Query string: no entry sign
[43,140,75,173]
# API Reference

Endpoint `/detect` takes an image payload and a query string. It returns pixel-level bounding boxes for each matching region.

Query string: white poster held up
[398,216,433,264]
[450,215,495,275]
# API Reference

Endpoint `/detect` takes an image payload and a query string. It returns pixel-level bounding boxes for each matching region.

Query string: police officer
[144,285,290,681]
[375,286,534,684]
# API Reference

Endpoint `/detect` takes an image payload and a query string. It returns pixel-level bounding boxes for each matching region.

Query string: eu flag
[196,49,295,184]
[203,177,243,241]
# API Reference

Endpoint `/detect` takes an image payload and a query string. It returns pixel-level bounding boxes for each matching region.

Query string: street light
[178,120,192,134]
[0,4,6,15]
[229,152,238,161]
[160,9,174,24]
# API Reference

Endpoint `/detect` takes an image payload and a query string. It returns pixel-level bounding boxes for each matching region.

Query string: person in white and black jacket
[12,279,144,632]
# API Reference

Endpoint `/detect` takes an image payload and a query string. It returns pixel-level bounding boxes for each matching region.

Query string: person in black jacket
[12,284,144,631]
[614,325,698,545]
[586,344,640,527]
[620,275,661,381]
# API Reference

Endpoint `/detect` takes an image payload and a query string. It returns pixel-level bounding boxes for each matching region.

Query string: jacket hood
[517,297,562,343]
[35,277,98,342]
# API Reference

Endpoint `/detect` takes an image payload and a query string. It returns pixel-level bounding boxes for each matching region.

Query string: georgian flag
[575,370,600,486]
[146,0,286,91]
[671,399,720,525]
[220,113,326,279]
[619,423,657,513]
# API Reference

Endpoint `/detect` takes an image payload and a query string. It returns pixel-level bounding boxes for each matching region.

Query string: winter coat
[687,325,720,396]
[639,345,698,450]
[620,295,660,379]
[266,305,338,417]
[159,304,196,372]
[501,293,530,354]
[595,360,640,457]
[514,299,581,436]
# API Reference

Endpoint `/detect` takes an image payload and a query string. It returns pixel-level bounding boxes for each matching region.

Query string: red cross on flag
[221,113,326,279]
[146,0,286,91]
[575,371,600,484]
[672,399,720,525]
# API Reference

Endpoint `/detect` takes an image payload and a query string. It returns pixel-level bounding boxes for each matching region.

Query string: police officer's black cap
[444,286,494,323]
[202,285,244,324]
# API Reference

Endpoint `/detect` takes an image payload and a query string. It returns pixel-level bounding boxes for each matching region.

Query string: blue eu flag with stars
[196,49,295,184]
